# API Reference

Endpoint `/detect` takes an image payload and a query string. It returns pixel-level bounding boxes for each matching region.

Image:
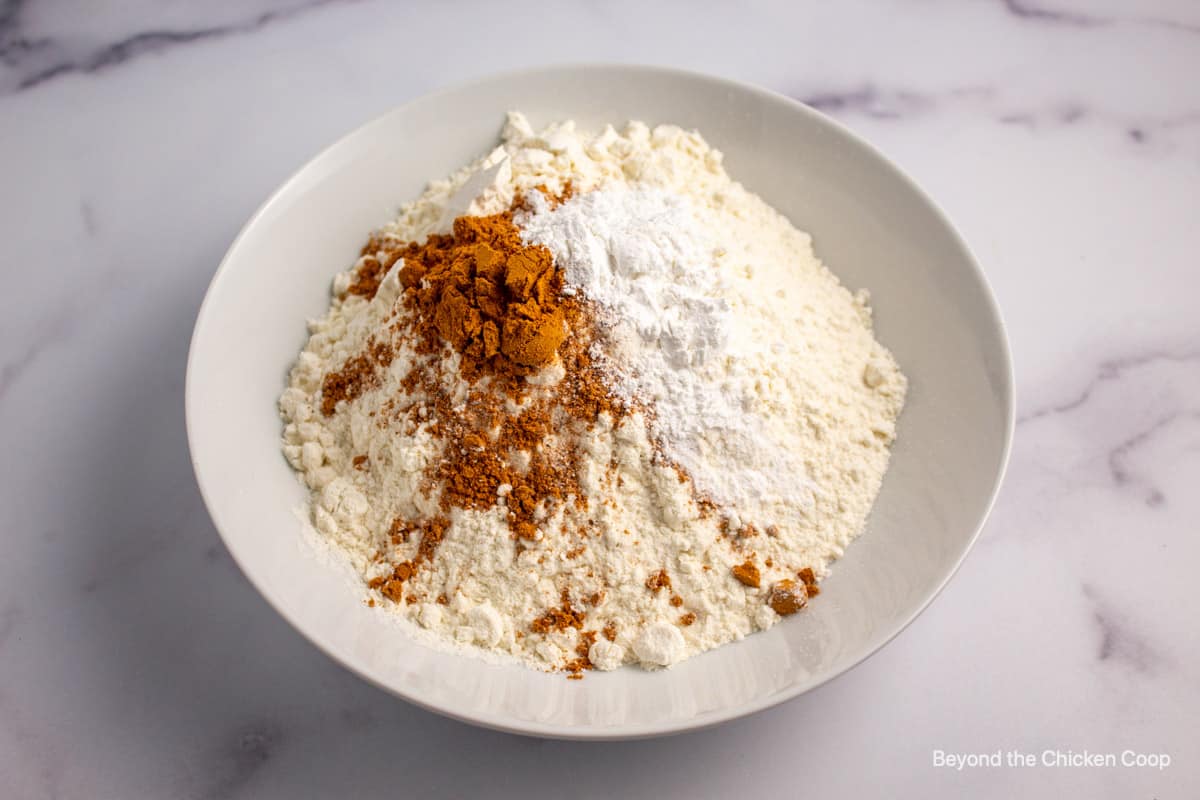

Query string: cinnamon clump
[731,560,761,588]
[531,589,586,634]
[645,569,672,593]
[767,580,807,616]
[400,212,566,377]
[798,567,820,597]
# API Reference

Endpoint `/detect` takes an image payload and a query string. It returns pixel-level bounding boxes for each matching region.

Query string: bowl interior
[187,66,1012,739]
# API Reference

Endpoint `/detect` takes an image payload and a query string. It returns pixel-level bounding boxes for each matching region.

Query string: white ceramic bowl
[187,65,1013,739]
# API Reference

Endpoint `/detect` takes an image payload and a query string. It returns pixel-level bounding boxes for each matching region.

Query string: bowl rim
[186,62,1016,740]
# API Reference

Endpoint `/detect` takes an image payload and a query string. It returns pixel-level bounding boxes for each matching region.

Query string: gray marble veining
[999,0,1200,34]
[0,0,351,92]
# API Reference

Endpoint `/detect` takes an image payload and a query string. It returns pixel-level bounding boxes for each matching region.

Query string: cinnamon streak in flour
[325,198,628,642]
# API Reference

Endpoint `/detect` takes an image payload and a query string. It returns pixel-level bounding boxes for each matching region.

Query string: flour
[279,112,907,673]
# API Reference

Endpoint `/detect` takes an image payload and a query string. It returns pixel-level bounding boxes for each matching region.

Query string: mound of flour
[280,112,907,672]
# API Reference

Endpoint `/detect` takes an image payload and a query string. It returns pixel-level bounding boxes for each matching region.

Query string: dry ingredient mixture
[280,113,907,676]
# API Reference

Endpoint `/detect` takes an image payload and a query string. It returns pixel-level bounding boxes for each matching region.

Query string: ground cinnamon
[325,198,700,674]
[530,589,586,634]
[766,579,806,616]
[645,569,671,593]
[367,517,448,602]
[732,560,761,588]
[797,566,820,597]
[398,212,567,377]
[320,340,394,416]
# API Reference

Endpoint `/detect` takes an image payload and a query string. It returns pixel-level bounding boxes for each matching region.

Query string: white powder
[516,186,817,521]
[519,187,730,369]
[280,113,907,673]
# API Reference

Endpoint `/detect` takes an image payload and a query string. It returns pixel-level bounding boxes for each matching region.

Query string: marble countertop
[2,1,1196,797]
